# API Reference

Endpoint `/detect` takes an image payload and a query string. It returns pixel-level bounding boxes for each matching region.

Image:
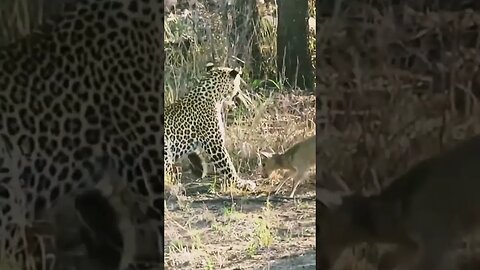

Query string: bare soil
[164,93,316,269]
[165,171,316,270]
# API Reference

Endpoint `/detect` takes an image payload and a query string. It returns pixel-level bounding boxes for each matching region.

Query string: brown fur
[261,135,315,197]
[317,135,480,270]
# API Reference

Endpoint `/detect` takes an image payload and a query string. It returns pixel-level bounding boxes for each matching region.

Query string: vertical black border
[159,0,166,268]
[315,0,321,268]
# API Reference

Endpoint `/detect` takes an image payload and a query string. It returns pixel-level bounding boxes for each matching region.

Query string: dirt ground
[163,89,316,270]
[165,171,316,270]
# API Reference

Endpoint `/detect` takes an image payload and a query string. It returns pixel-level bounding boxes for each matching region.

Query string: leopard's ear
[229,68,240,78]
[205,62,215,71]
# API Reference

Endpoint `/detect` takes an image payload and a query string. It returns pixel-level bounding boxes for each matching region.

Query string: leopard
[164,63,256,191]
[0,0,164,268]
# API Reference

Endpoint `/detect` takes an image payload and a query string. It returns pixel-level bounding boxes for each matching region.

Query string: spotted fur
[164,64,256,190]
[0,0,164,267]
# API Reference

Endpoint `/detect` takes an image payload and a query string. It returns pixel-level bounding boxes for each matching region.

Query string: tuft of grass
[246,201,275,257]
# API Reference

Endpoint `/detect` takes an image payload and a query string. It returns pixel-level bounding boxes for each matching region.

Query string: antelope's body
[318,135,480,270]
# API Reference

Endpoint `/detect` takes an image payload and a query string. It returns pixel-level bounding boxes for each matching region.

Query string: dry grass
[165,195,315,269]
[1,0,316,269]
[165,1,316,269]
[165,91,316,269]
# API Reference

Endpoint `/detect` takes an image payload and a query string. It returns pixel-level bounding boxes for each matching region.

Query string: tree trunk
[277,0,313,91]
[230,0,262,78]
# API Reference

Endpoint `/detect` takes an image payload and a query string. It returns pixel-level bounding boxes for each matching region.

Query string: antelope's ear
[317,199,329,215]
[259,151,273,158]
[317,187,343,209]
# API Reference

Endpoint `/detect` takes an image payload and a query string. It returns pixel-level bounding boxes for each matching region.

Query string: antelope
[260,135,315,198]
[317,135,480,270]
